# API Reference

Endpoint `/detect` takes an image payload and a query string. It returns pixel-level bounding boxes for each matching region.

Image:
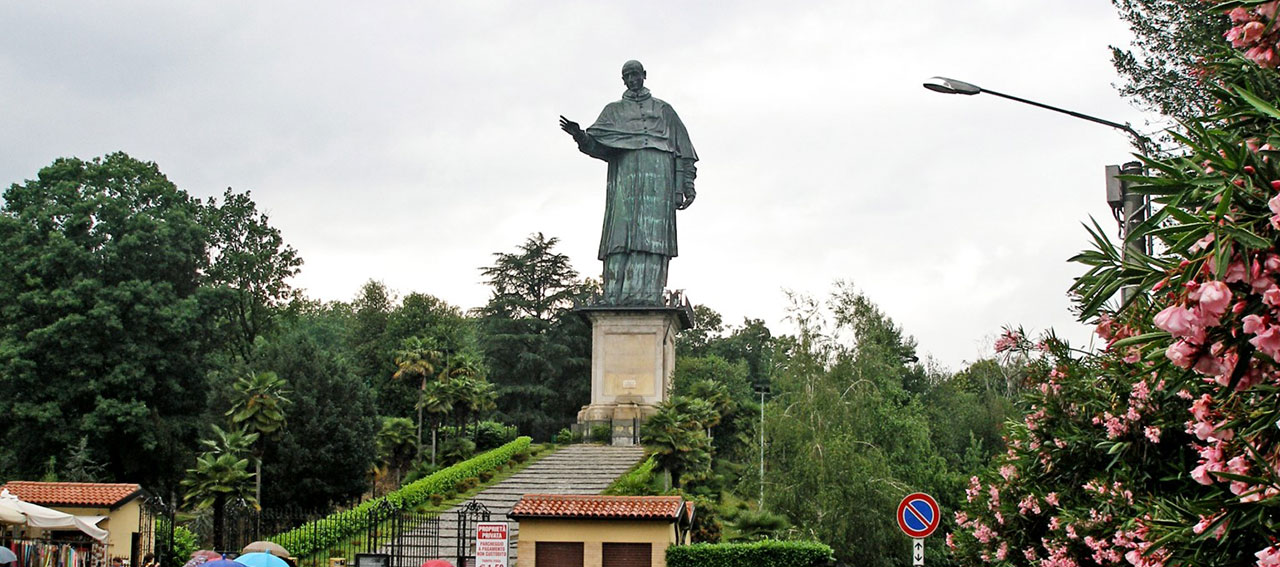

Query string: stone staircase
[386,444,645,565]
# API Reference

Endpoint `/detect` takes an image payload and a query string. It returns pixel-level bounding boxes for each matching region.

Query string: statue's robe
[576,88,698,304]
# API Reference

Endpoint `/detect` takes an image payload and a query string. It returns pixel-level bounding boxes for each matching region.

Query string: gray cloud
[0,0,1150,369]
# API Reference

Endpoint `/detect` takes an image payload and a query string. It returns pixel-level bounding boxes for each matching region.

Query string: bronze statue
[560,60,698,305]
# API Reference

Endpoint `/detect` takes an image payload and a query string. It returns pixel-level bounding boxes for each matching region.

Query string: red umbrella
[421,561,453,567]
[191,552,223,562]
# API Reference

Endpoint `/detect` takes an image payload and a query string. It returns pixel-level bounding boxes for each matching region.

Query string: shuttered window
[536,541,584,567]
[602,543,652,567]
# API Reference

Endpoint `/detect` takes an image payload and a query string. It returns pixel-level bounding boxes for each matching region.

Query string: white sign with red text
[475,522,509,567]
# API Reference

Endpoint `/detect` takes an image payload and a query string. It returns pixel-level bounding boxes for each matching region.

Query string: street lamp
[923,76,1150,265]
[753,383,770,508]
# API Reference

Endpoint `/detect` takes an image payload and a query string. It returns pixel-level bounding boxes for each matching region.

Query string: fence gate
[386,508,441,567]
[141,495,176,567]
[454,501,491,567]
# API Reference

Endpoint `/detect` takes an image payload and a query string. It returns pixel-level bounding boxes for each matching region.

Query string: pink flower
[1249,324,1280,359]
[1197,280,1232,318]
[1266,286,1280,307]
[1095,313,1116,339]
[1243,314,1268,335]
[972,522,995,544]
[1045,492,1059,506]
[1166,340,1198,369]
[999,464,1016,481]
[1153,305,1198,337]
[1257,545,1280,567]
[1242,21,1267,45]
[996,542,1008,561]
[1144,426,1161,443]
[1260,1,1280,19]
[994,329,1021,352]
[1245,45,1279,68]
[1191,463,1215,485]
[1123,348,1141,364]
[1190,232,1216,253]
[1229,6,1252,23]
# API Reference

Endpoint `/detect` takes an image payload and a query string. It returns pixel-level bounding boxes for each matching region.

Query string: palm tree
[393,336,443,453]
[227,371,291,506]
[181,451,256,552]
[641,399,712,489]
[201,424,259,456]
[375,417,417,489]
[419,380,454,465]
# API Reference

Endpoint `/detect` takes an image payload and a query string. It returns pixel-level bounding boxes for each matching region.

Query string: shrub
[604,455,659,495]
[553,428,573,444]
[471,421,518,450]
[157,517,198,567]
[590,424,611,444]
[440,437,477,465]
[666,540,833,567]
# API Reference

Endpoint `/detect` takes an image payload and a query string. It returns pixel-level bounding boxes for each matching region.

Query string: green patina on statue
[561,60,698,305]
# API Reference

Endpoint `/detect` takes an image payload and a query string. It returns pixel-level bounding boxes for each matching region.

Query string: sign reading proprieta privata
[475,522,509,567]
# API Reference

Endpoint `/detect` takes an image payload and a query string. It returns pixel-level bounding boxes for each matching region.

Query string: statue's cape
[585,89,698,162]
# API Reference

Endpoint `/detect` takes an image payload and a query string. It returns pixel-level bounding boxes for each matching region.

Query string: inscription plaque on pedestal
[574,303,692,444]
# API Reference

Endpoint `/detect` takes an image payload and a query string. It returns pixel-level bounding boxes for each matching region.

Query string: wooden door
[602,543,651,567]
[535,542,584,567]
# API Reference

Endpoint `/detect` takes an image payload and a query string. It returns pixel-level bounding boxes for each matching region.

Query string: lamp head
[923,76,982,95]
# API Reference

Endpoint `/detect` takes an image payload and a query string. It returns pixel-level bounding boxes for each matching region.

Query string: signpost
[475,522,509,567]
[897,493,940,567]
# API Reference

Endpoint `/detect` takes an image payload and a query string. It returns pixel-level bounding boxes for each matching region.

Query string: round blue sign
[897,493,940,538]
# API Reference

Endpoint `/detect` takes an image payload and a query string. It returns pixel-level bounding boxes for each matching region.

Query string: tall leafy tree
[476,234,591,440]
[350,280,396,409]
[765,285,951,567]
[201,188,303,362]
[0,153,214,489]
[256,321,378,510]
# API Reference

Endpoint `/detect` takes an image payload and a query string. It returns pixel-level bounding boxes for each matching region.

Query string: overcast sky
[0,1,1160,370]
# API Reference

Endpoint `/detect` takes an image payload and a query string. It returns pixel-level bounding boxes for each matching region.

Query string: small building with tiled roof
[509,494,693,567]
[2,482,152,566]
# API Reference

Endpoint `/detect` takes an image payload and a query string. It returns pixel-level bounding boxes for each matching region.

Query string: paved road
[382,444,645,566]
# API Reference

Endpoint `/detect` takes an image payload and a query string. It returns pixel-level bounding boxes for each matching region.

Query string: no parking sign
[897,493,939,566]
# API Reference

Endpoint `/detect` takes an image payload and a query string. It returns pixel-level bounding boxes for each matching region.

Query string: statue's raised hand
[559,116,584,141]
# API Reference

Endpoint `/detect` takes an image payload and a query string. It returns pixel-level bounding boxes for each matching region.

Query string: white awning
[0,489,109,541]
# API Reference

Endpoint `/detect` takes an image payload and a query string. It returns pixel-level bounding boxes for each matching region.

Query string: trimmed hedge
[272,436,532,558]
[666,540,834,567]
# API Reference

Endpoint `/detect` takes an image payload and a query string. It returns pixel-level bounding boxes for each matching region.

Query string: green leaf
[1109,331,1172,349]
[1236,86,1280,120]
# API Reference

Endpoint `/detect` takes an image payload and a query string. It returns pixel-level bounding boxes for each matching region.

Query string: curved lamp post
[923,76,1150,270]
[923,77,1149,153]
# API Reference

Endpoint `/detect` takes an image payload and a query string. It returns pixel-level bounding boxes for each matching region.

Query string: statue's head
[621,60,646,92]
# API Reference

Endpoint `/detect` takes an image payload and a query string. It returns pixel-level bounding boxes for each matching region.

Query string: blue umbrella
[202,560,245,567]
[0,547,17,565]
[236,553,289,567]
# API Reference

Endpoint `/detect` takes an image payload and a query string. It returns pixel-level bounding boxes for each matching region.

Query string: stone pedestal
[574,304,692,445]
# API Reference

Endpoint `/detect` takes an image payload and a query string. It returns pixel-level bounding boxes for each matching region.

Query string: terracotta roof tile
[1,481,143,508]
[510,494,686,520]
